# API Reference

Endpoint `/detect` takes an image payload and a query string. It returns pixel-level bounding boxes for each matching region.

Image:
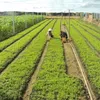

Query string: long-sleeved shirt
[60,32,68,38]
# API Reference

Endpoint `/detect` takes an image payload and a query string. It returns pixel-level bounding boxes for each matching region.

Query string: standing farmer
[46,28,54,41]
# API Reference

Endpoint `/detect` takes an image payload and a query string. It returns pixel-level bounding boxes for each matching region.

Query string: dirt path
[64,43,83,79]
[61,24,82,78]
[23,42,49,100]
[61,24,96,100]
[69,43,97,100]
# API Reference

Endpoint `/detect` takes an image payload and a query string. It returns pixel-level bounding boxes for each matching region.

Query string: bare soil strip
[23,42,49,100]
[64,43,83,79]
[46,16,80,19]
[70,43,96,100]
[61,24,96,100]
[61,24,82,78]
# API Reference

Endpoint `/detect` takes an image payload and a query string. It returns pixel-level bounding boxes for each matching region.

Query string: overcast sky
[0,0,100,13]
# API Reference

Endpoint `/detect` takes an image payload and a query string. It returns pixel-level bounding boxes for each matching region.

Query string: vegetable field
[0,18,100,100]
[66,18,100,99]
[0,15,44,41]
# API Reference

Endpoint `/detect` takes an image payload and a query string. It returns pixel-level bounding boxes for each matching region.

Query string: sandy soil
[46,16,80,19]
[61,24,82,78]
[64,43,83,79]
[61,24,96,100]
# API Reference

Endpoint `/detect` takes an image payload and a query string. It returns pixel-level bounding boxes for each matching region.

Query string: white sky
[0,0,100,13]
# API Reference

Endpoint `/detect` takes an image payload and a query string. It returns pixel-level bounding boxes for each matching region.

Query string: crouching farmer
[60,31,68,43]
[46,28,54,41]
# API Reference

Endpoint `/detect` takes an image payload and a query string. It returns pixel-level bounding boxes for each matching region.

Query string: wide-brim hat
[48,28,52,32]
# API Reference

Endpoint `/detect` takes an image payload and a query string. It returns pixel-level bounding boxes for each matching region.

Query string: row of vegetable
[0,15,44,41]
[73,19,100,40]
[71,20,100,54]
[75,19,100,33]
[0,18,99,99]
[30,19,85,100]
[0,19,48,52]
[0,19,52,73]
[0,19,56,100]
[66,19,100,98]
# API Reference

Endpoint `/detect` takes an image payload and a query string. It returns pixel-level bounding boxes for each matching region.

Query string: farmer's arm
[60,33,62,38]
